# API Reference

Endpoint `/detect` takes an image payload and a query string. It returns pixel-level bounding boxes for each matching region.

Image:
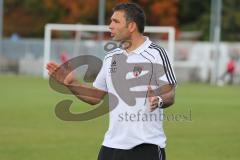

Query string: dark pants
[98,143,166,160]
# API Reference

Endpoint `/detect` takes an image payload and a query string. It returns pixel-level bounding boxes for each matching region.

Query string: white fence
[0,38,240,83]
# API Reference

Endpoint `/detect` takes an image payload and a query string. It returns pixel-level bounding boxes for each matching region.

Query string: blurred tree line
[3,0,240,41]
[179,0,240,41]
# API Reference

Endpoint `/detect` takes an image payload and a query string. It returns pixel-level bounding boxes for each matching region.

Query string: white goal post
[43,24,175,78]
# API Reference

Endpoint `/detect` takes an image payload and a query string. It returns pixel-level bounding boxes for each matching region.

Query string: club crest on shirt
[133,66,143,77]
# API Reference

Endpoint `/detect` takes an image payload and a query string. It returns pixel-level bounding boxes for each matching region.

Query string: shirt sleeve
[154,48,177,86]
[93,59,108,92]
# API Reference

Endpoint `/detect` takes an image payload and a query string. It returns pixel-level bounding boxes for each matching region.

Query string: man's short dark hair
[113,3,146,34]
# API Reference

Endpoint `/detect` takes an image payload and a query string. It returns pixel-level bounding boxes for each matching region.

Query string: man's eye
[113,20,119,23]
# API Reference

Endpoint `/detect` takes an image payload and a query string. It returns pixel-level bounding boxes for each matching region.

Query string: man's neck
[125,34,145,53]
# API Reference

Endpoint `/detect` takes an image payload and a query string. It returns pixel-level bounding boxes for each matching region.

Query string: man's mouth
[111,32,115,37]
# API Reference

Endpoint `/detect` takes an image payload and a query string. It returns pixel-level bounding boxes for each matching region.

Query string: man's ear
[128,22,137,33]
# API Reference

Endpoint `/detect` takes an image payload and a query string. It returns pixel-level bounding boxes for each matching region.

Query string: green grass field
[0,75,240,160]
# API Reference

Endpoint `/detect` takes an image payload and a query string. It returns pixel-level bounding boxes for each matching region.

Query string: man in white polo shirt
[47,2,176,160]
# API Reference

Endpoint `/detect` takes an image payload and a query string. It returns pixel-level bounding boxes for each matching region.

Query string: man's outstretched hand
[46,61,75,85]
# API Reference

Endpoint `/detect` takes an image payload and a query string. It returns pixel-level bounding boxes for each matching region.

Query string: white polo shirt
[93,37,177,149]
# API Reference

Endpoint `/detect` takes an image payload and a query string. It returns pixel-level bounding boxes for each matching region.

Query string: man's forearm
[159,85,175,108]
[160,89,175,108]
[73,94,102,105]
[66,80,107,105]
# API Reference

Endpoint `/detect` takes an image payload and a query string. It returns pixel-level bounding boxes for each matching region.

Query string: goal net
[43,24,175,78]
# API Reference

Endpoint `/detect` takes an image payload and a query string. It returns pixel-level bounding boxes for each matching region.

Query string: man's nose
[109,22,113,30]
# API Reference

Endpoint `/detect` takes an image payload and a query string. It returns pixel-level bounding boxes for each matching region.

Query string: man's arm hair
[66,80,107,105]
[159,84,176,108]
